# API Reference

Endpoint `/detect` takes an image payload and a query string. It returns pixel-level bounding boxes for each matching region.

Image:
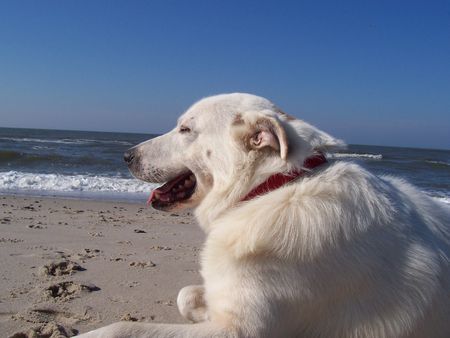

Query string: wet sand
[0,195,203,337]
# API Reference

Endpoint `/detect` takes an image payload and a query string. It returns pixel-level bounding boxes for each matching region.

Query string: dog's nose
[123,150,135,164]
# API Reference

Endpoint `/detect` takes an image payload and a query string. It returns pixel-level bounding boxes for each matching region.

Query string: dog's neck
[195,152,327,232]
[241,152,327,202]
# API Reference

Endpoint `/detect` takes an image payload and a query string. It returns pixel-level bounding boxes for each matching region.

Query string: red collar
[241,152,327,202]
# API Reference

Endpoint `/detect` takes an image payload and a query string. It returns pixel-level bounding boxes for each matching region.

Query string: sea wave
[0,170,448,206]
[425,160,450,167]
[0,137,133,146]
[0,150,64,163]
[327,153,383,160]
[32,145,51,150]
[0,150,22,161]
[0,150,114,167]
[0,171,156,195]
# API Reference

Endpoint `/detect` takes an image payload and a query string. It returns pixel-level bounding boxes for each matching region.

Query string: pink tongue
[146,172,190,206]
[147,190,157,206]
[147,181,177,206]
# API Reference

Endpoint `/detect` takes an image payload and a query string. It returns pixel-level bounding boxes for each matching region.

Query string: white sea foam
[327,153,383,160]
[1,171,448,206]
[433,196,450,205]
[0,171,156,197]
[32,145,51,150]
[0,137,132,146]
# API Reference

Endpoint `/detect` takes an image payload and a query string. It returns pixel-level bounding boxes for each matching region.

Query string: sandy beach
[0,195,203,337]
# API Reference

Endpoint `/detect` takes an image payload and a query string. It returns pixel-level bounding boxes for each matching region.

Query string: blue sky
[0,1,449,149]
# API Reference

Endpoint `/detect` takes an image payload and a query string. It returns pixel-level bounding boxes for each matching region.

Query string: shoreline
[0,195,203,337]
[0,185,151,206]
[0,190,149,205]
[2,184,449,206]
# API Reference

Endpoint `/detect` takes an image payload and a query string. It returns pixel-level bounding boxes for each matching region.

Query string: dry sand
[0,195,204,337]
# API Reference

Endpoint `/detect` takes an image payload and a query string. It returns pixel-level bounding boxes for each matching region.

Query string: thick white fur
[78,93,450,338]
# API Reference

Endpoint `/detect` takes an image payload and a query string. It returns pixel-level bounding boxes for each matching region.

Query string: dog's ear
[250,117,289,160]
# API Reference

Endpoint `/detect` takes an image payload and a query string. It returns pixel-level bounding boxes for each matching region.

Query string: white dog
[78,93,449,338]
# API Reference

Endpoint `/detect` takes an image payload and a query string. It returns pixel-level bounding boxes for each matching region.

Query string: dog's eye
[179,126,191,133]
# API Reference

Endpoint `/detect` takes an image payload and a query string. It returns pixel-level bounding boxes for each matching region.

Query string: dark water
[0,127,152,176]
[0,127,155,201]
[0,127,449,204]
[332,144,450,203]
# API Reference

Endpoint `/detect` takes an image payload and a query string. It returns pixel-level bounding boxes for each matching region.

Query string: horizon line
[0,125,449,152]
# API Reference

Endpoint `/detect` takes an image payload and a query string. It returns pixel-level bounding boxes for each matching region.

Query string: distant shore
[0,195,203,337]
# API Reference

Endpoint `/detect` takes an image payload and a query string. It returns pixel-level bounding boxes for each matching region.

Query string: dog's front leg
[177,284,208,322]
[76,321,234,338]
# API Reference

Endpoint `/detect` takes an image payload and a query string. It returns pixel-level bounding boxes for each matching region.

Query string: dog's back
[202,161,450,338]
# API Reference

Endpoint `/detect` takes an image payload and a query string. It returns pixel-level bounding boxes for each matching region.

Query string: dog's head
[125,93,344,220]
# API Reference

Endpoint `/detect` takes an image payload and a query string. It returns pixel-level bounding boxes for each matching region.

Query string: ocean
[0,127,449,205]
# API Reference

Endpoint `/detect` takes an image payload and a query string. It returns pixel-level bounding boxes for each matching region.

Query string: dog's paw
[177,285,208,322]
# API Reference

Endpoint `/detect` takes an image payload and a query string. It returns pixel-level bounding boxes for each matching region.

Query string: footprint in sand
[39,260,84,277]
[12,307,89,325]
[69,248,102,262]
[44,281,100,301]
[120,313,139,322]
[8,322,77,338]
[27,224,46,229]
[129,261,156,268]
[10,306,94,337]
[0,238,23,243]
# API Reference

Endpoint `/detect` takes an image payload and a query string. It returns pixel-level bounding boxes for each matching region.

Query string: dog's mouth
[148,171,197,210]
